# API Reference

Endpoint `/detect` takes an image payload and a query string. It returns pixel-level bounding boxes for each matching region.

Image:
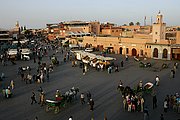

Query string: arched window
[153,48,158,58]
[119,47,123,54]
[132,48,137,56]
[163,49,168,58]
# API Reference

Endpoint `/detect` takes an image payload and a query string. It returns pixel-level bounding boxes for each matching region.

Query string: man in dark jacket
[31,91,37,104]
[153,95,157,109]
[89,98,94,111]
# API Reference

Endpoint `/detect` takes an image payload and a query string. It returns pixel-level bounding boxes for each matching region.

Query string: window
[145,52,147,55]
[116,30,118,32]
[147,45,148,48]
[112,30,114,32]
[140,50,143,56]
[155,39,157,43]
[126,48,129,54]
[150,46,151,48]
[155,32,158,34]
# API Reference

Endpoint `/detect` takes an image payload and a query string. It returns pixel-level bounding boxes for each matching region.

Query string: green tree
[129,22,134,26]
[136,22,140,26]
[177,27,180,31]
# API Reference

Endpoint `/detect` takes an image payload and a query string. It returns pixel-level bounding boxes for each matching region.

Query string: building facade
[82,12,180,60]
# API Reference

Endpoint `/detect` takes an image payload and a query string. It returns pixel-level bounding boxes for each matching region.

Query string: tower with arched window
[152,11,166,43]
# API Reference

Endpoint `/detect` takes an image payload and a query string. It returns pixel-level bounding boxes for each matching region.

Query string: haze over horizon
[0,0,180,29]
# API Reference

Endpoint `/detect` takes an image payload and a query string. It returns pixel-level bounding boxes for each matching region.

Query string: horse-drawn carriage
[45,99,66,114]
[143,82,153,94]
[117,82,154,97]
[45,87,79,114]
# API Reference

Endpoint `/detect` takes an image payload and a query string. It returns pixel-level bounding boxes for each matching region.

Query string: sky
[0,0,180,29]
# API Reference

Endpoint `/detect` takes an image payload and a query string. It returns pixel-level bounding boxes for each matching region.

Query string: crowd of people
[117,80,145,113]
[163,93,180,113]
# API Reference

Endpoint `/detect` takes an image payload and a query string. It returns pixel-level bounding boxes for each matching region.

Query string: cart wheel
[54,106,60,114]
[45,106,50,112]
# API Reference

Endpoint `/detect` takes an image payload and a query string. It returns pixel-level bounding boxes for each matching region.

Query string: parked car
[85,48,93,52]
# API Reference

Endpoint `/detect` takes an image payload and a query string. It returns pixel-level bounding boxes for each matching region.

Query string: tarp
[72,50,116,61]
[21,48,31,55]
[8,49,17,55]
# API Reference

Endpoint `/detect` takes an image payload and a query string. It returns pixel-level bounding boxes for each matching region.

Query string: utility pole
[144,16,146,26]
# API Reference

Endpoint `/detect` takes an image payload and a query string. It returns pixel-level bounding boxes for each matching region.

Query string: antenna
[144,16,146,26]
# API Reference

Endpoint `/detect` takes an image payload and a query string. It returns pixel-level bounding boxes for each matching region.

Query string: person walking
[104,113,108,120]
[153,95,157,109]
[115,65,119,72]
[143,107,149,120]
[170,69,175,78]
[89,98,94,111]
[141,97,145,112]
[40,92,45,107]
[121,61,124,67]
[155,75,160,86]
[10,80,14,89]
[164,99,168,112]
[123,98,127,111]
[6,86,12,98]
[125,55,128,61]
[80,93,85,104]
[38,87,43,104]
[69,116,73,120]
[35,116,38,120]
[40,73,44,83]
[31,91,37,105]
[87,91,91,104]
[38,86,43,93]
[160,114,164,120]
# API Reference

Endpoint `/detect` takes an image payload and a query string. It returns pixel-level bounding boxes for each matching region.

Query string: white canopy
[72,50,116,61]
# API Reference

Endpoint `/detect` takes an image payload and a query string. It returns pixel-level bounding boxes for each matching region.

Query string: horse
[64,87,79,103]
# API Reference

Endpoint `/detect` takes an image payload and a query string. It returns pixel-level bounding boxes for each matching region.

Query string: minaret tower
[15,21,20,28]
[152,11,166,43]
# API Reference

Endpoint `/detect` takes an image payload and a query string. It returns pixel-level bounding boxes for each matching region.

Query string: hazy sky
[0,0,180,29]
